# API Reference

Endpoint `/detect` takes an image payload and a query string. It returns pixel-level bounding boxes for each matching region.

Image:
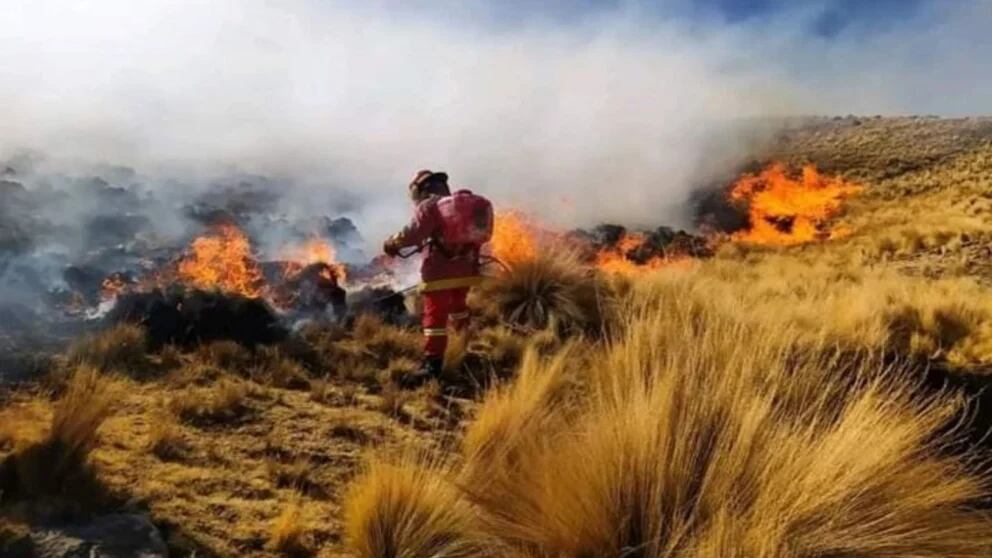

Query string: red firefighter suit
[385,190,489,361]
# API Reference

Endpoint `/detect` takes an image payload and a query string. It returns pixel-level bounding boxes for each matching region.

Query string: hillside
[5,116,992,557]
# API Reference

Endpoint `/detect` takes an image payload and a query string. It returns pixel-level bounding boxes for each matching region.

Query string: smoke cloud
[0,0,989,236]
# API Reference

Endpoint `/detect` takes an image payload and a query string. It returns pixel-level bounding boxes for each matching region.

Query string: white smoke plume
[0,0,989,238]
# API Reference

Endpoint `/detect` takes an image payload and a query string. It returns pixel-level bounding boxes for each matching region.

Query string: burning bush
[728,163,863,245]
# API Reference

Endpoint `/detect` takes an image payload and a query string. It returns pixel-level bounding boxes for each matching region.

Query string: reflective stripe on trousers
[421,287,470,358]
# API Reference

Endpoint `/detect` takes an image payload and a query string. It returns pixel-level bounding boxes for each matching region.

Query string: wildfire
[100,273,129,301]
[490,211,544,265]
[730,163,862,246]
[281,237,348,284]
[594,233,672,276]
[177,223,265,298]
[491,211,685,276]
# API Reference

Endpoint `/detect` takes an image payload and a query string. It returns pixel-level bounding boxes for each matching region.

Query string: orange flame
[281,237,348,284]
[100,274,128,302]
[492,211,682,275]
[490,211,543,265]
[594,232,672,276]
[177,223,265,297]
[730,163,862,246]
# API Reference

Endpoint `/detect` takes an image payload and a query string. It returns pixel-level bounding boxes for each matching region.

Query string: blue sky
[694,0,925,35]
[373,0,933,37]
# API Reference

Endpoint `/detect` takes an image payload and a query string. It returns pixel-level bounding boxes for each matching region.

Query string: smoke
[0,0,989,239]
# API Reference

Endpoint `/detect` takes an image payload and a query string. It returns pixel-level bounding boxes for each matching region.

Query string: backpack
[436,190,493,250]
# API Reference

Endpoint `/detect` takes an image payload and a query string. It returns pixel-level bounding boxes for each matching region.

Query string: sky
[360,0,930,35]
[0,0,989,234]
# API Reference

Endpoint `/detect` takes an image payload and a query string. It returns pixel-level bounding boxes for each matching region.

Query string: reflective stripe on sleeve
[423,328,448,337]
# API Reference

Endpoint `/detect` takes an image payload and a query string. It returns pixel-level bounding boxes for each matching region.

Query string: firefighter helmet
[409,169,450,202]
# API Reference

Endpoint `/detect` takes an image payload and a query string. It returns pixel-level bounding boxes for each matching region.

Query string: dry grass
[309,376,346,406]
[67,323,148,374]
[170,379,253,425]
[195,339,254,372]
[344,459,495,558]
[383,357,419,385]
[377,381,413,418]
[252,346,312,389]
[1,366,117,502]
[474,250,613,337]
[769,116,992,185]
[352,314,422,362]
[346,291,992,557]
[443,331,468,375]
[640,253,992,368]
[267,457,314,491]
[267,493,311,556]
[146,403,189,461]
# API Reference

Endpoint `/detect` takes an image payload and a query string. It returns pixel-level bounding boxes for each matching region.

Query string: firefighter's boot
[401,356,443,389]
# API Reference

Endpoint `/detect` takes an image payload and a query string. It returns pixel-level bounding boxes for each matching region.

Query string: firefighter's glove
[383,237,401,258]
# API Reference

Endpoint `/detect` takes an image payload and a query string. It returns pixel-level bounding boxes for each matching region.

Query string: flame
[491,211,682,275]
[730,163,862,246]
[100,274,128,301]
[177,223,265,297]
[593,232,692,276]
[281,237,347,284]
[490,211,544,265]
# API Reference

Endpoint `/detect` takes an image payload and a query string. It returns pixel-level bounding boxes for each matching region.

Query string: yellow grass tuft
[267,492,311,556]
[195,339,253,372]
[636,253,992,368]
[170,379,252,425]
[344,459,495,557]
[348,287,992,557]
[2,366,118,501]
[146,403,189,461]
[377,381,413,417]
[475,250,612,337]
[353,314,422,362]
[252,346,312,389]
[67,323,148,374]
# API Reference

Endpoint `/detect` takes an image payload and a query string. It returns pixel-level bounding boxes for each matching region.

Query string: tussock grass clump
[195,339,253,372]
[167,360,225,388]
[2,366,117,501]
[345,459,495,558]
[267,493,311,556]
[383,357,419,385]
[347,290,992,557]
[147,403,189,461]
[643,254,992,368]
[267,457,317,493]
[377,381,413,418]
[309,377,344,406]
[475,250,613,337]
[170,379,253,425]
[251,346,312,389]
[67,323,148,374]
[352,314,422,362]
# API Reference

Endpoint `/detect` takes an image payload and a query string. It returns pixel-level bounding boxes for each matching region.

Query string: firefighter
[382,169,493,387]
